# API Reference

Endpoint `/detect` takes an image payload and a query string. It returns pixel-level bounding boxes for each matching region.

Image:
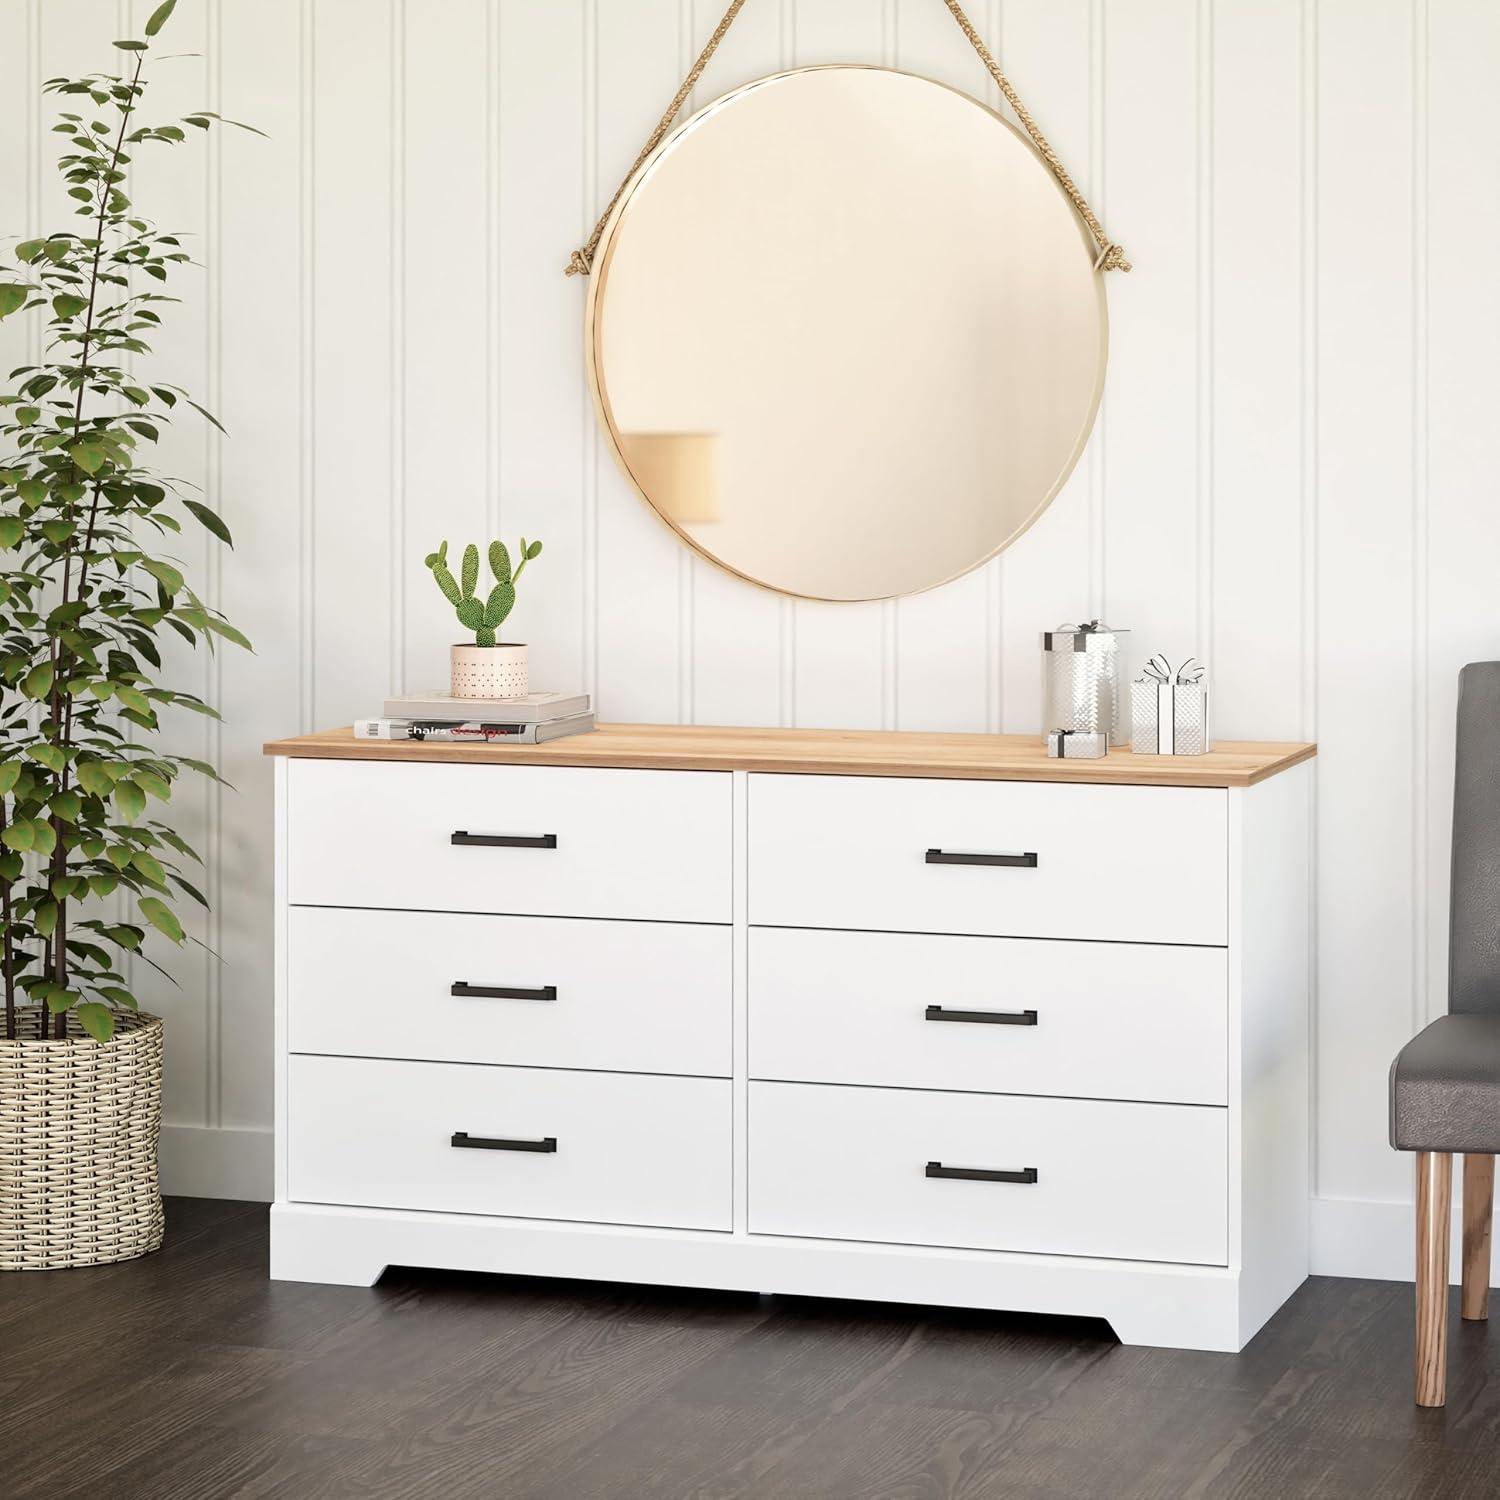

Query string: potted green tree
[0,0,250,1270]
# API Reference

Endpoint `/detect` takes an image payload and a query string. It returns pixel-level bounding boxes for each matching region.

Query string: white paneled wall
[1,0,1497,1277]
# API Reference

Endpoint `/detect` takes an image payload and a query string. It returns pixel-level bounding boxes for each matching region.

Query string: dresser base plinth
[270,1201,1294,1354]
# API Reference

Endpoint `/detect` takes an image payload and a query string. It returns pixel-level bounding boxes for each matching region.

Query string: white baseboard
[1312,1192,1499,1286]
[158,1123,273,1202]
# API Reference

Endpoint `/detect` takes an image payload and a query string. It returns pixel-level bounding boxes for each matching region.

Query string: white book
[354,713,596,745]
[382,689,589,724]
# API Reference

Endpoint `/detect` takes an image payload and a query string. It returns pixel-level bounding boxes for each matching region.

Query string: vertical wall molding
[297,0,316,732]
[1300,0,1322,1197]
[1196,1,1215,667]
[582,0,600,708]
[486,0,502,545]
[389,0,407,697]
[205,0,225,1130]
[1087,0,1106,620]
[1410,0,1429,1031]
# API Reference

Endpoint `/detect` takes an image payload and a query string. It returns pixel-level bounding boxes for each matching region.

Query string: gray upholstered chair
[1390,661,1500,1406]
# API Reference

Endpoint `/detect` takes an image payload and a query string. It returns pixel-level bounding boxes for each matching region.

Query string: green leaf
[526,540,544,559]
[186,399,225,432]
[144,0,178,35]
[155,827,202,863]
[16,478,46,507]
[1,822,34,852]
[51,293,88,319]
[96,985,137,1008]
[0,761,21,795]
[20,661,53,699]
[107,844,134,871]
[0,518,21,550]
[130,850,166,887]
[76,762,114,797]
[113,684,151,717]
[49,790,80,823]
[28,744,66,773]
[206,616,251,651]
[175,608,251,650]
[0,284,27,320]
[182,500,232,545]
[70,443,105,475]
[34,901,58,939]
[113,780,146,824]
[143,558,184,595]
[170,873,208,907]
[114,40,149,51]
[134,770,171,802]
[138,896,183,943]
[89,873,119,899]
[41,519,74,545]
[75,1003,115,1042]
[29,819,56,857]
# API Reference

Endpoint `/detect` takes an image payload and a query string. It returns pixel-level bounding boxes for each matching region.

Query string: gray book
[354,713,596,744]
[382,689,589,724]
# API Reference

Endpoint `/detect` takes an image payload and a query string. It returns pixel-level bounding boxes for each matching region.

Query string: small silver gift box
[1041,620,1131,747]
[1046,728,1108,759]
[1131,656,1212,755]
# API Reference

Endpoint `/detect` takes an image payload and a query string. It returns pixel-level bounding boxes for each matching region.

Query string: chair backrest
[1451,661,1500,1014]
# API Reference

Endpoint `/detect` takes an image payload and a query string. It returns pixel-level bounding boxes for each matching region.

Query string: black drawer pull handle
[925,848,1038,868]
[925,1005,1038,1027]
[451,831,558,849]
[451,1131,557,1153]
[926,1162,1038,1184]
[451,982,558,1003]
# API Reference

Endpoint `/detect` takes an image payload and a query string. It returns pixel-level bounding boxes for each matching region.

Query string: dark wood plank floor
[3,1199,1499,1498]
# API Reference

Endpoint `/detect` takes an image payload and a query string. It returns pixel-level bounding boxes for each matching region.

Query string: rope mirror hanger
[564,0,1130,280]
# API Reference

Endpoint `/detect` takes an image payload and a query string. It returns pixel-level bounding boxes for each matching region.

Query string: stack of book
[354,690,595,745]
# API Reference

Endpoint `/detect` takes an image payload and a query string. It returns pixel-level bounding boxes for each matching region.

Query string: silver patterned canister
[1041,620,1131,747]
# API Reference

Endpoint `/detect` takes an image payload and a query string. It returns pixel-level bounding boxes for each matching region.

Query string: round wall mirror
[587,66,1108,602]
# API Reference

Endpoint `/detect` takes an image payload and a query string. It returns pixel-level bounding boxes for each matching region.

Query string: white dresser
[267,724,1314,1352]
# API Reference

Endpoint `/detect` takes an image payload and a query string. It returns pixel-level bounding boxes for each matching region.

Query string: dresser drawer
[750,927,1227,1105]
[289,1055,731,1231]
[749,1081,1227,1264]
[287,760,731,922]
[748,773,1226,945]
[289,907,731,1077]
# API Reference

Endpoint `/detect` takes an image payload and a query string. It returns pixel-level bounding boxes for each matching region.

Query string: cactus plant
[425,537,543,647]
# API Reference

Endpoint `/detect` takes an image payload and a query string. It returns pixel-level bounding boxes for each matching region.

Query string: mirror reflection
[589,66,1108,601]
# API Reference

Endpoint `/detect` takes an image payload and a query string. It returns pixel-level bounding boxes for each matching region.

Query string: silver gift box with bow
[1041,620,1131,747]
[1131,655,1212,755]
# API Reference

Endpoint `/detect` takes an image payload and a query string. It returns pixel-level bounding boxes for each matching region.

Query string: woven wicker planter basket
[1,1010,165,1271]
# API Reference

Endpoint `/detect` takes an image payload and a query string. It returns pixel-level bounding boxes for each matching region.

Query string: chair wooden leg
[1462,1153,1494,1322]
[1415,1151,1453,1407]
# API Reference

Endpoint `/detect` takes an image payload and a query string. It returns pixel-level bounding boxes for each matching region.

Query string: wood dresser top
[264,724,1316,788]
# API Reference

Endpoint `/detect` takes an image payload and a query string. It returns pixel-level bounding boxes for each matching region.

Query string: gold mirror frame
[586,65,1109,603]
